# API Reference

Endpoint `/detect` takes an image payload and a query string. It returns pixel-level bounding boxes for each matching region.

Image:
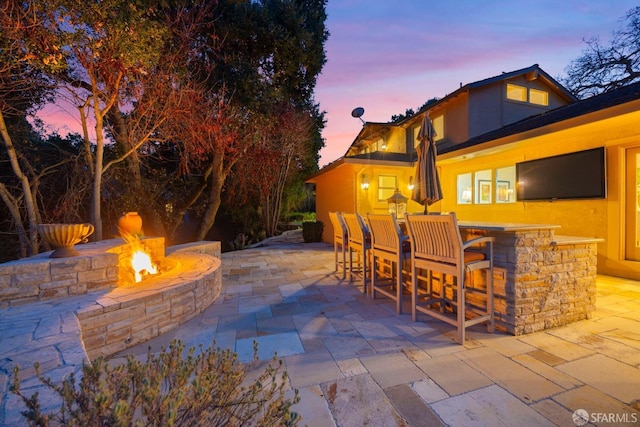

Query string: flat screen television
[516,147,606,201]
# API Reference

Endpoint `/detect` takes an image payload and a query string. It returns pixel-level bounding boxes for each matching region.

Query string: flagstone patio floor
[1,230,639,426]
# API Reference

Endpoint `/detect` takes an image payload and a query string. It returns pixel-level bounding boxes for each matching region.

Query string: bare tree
[2,0,169,240]
[563,6,640,98]
[0,1,56,256]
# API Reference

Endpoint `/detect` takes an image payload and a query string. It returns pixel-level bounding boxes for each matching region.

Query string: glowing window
[457,173,472,204]
[432,114,444,141]
[506,84,527,102]
[378,175,397,202]
[529,88,549,106]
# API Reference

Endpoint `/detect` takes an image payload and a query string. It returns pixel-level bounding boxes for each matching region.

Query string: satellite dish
[351,107,365,118]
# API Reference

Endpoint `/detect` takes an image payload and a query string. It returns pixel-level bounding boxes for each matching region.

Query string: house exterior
[307,64,640,280]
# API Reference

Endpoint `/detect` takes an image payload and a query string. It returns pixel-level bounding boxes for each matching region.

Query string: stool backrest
[367,213,402,254]
[404,213,463,266]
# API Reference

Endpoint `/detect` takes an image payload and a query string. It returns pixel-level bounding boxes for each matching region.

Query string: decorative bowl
[37,223,95,258]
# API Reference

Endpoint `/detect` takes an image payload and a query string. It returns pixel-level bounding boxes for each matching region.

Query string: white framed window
[475,169,492,204]
[457,173,473,204]
[495,166,516,203]
[378,175,397,202]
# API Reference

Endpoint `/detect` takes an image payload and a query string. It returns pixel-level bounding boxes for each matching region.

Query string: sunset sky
[315,0,640,166]
[35,1,639,168]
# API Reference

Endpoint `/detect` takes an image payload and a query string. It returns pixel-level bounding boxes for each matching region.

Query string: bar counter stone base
[460,224,599,336]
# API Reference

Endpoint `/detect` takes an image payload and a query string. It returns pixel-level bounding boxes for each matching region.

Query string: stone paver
[1,234,640,426]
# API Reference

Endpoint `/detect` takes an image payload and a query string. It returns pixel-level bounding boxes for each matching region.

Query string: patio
[1,231,639,426]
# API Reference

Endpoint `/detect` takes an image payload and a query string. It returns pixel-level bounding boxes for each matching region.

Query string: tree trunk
[0,110,39,256]
[0,183,30,258]
[194,154,229,241]
[108,107,167,238]
[91,99,105,241]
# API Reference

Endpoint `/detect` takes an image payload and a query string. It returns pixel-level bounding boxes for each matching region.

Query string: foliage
[11,340,300,427]
[390,97,440,123]
[563,6,640,98]
[302,220,323,243]
[0,0,329,257]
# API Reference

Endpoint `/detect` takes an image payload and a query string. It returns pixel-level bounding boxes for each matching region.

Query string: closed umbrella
[411,114,442,213]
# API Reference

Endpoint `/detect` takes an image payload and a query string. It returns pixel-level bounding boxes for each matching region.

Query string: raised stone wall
[0,238,223,360]
[461,228,598,335]
[76,250,222,359]
[0,237,166,308]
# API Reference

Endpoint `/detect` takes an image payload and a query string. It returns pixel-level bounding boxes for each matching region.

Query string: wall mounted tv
[516,147,606,201]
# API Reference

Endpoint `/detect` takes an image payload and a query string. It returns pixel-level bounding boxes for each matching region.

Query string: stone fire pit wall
[77,242,222,359]
[0,238,223,361]
[0,237,167,307]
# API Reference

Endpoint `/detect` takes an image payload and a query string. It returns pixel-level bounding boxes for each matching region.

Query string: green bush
[11,340,300,427]
[302,221,323,243]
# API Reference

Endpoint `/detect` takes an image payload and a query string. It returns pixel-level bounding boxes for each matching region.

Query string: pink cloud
[316,0,638,167]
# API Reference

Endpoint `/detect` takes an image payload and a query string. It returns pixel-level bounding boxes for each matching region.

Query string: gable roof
[395,64,578,129]
[438,80,640,156]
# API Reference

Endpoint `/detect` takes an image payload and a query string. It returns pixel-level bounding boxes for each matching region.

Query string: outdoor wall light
[361,175,370,190]
[408,176,415,191]
[380,142,387,150]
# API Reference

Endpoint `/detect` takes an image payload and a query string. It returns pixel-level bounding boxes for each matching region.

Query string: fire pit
[0,237,222,360]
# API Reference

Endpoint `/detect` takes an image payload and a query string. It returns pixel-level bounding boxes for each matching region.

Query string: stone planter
[37,223,95,258]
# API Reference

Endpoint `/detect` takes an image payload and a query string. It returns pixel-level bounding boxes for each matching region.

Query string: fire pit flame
[132,250,158,283]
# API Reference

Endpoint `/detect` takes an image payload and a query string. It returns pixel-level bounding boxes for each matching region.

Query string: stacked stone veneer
[461,227,598,335]
[0,237,167,307]
[0,238,222,360]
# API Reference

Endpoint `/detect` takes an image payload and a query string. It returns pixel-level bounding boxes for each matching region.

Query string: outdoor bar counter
[457,221,603,335]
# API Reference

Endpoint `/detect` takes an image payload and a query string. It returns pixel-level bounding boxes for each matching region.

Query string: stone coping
[458,221,562,231]
[551,235,605,245]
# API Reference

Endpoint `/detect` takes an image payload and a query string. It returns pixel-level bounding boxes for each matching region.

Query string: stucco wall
[437,108,640,280]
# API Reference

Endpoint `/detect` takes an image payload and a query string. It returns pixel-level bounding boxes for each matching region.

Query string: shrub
[302,221,323,243]
[11,340,300,427]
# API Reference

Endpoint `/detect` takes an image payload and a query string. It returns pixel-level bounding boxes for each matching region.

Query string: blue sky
[315,0,640,166]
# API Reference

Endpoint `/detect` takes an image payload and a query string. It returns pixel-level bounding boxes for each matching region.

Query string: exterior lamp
[408,176,415,191]
[361,175,370,190]
[387,188,408,216]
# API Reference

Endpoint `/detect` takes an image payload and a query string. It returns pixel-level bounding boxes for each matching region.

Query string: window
[529,88,549,106]
[457,173,472,204]
[506,84,527,102]
[475,169,492,204]
[378,175,397,202]
[495,166,515,203]
[375,138,387,151]
[432,114,444,141]
[506,83,549,106]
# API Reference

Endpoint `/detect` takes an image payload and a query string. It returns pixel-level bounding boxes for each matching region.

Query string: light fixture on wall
[361,175,370,190]
[408,176,415,191]
[380,142,387,150]
[462,189,472,203]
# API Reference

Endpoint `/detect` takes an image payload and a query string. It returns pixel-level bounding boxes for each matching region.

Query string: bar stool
[329,212,348,279]
[342,212,371,293]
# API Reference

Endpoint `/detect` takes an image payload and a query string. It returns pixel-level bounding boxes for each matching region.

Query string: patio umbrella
[411,114,442,213]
